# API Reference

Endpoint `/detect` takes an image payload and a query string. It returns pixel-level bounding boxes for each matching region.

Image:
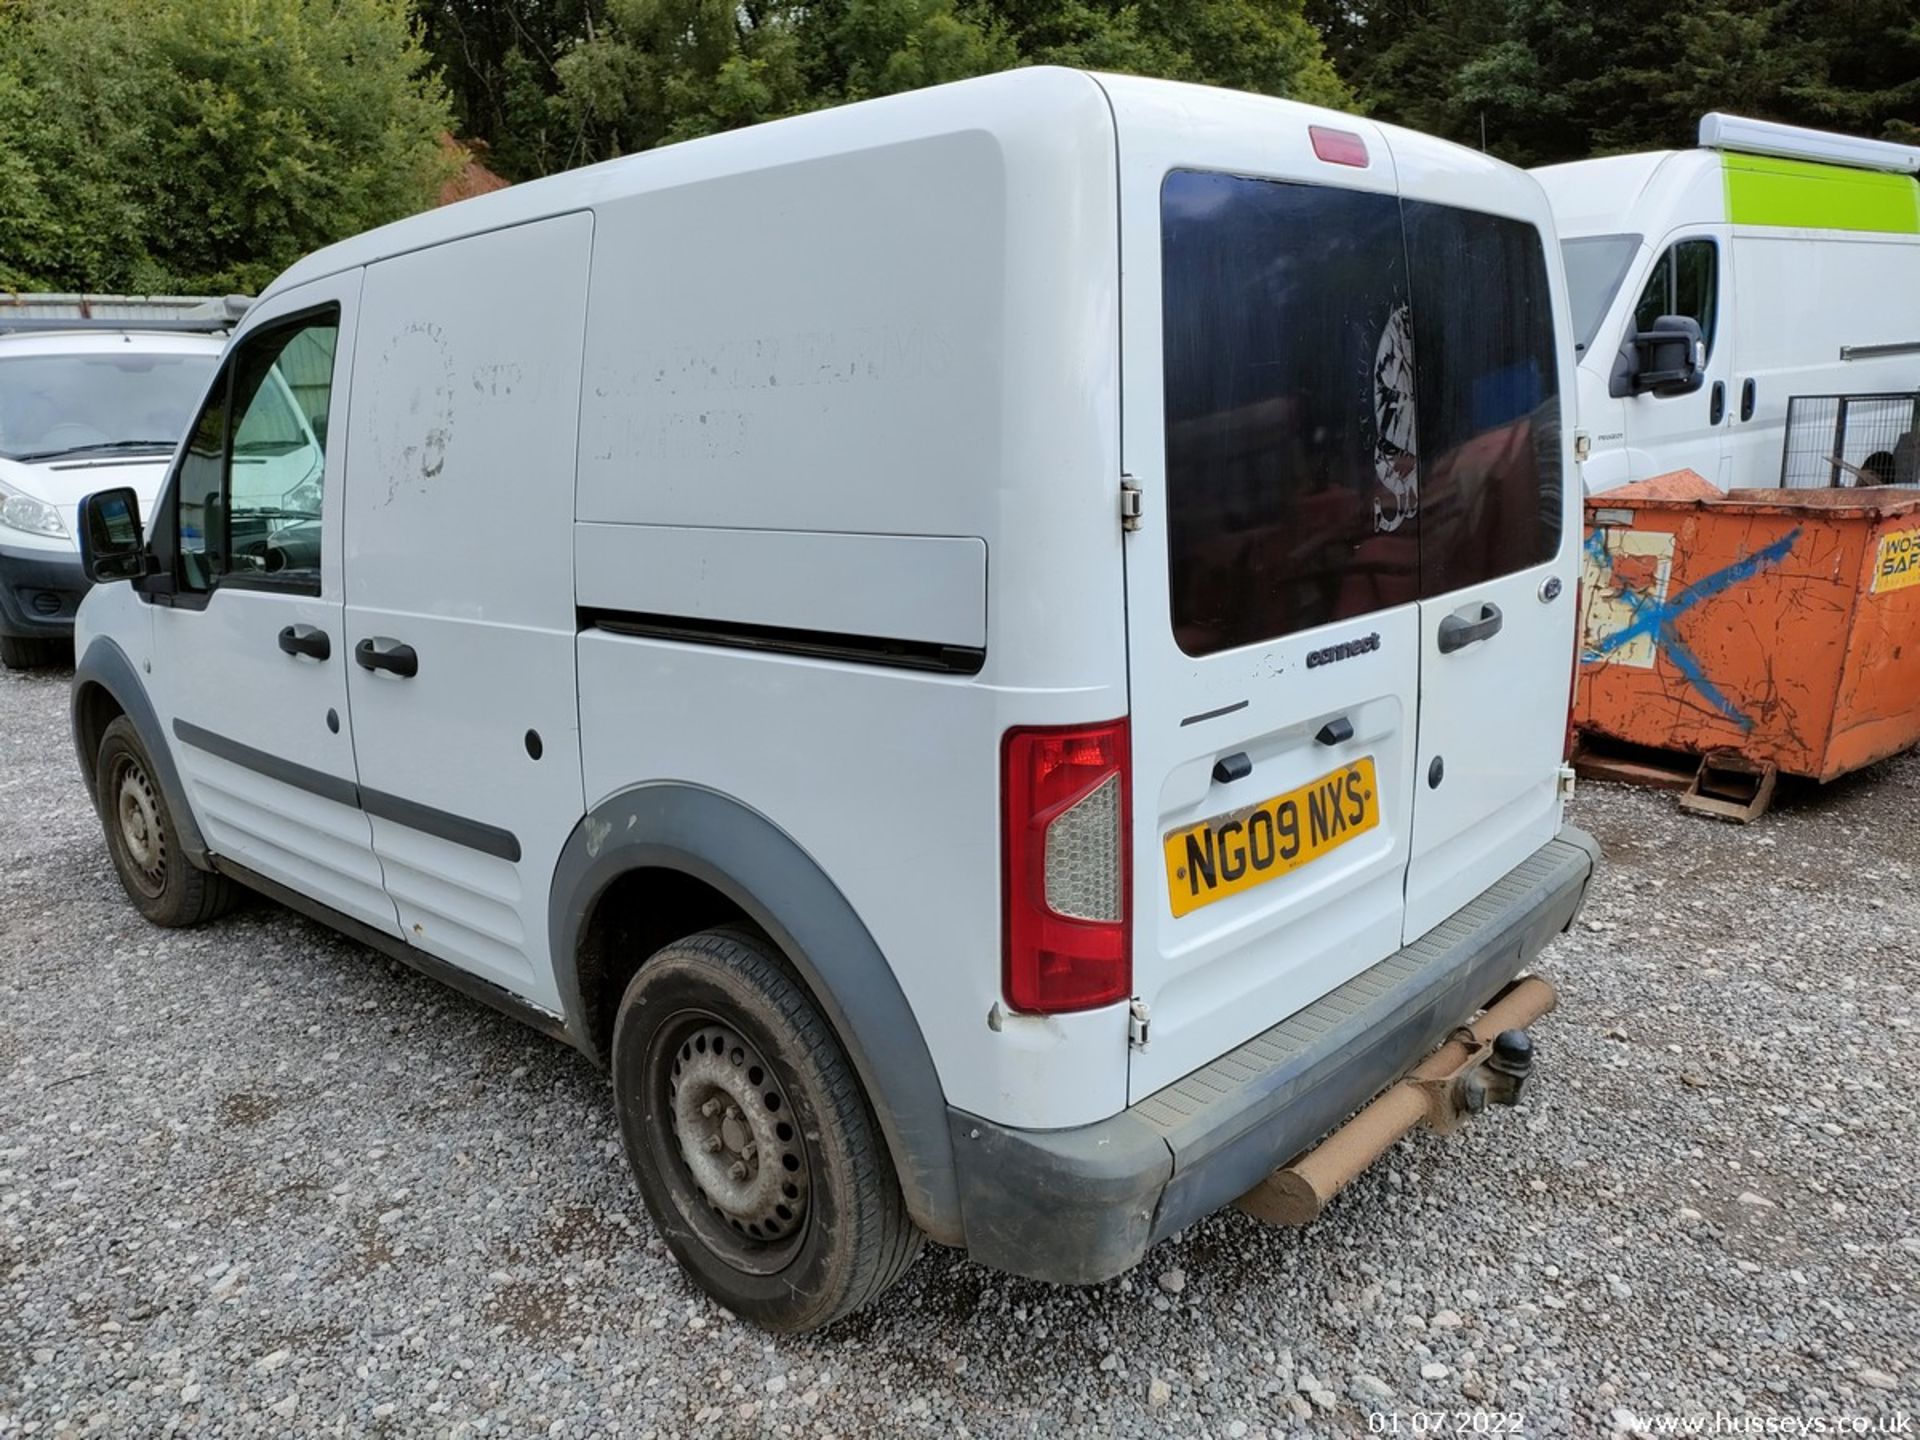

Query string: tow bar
[1235,975,1557,1227]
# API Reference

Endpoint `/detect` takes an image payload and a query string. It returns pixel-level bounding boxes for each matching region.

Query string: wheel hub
[666,1022,809,1245]
[115,761,165,890]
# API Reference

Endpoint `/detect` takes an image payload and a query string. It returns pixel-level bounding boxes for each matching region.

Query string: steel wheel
[655,1012,812,1273]
[112,754,167,898]
[92,716,239,928]
[612,928,923,1330]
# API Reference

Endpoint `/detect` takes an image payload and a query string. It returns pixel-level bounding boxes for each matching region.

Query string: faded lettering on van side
[365,320,457,505]
[641,322,955,398]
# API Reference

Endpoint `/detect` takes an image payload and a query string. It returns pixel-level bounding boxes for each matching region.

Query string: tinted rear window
[1160,171,1562,655]
[1403,201,1563,597]
[1161,170,1418,658]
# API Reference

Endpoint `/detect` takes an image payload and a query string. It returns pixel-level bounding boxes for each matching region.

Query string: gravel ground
[2,658,1917,1438]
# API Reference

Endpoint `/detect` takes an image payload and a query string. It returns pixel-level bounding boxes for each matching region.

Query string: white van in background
[68,69,1596,1331]
[0,310,234,668]
[1536,115,1920,493]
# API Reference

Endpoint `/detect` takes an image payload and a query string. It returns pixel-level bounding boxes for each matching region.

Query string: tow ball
[1454,1028,1537,1118]
[1237,976,1556,1227]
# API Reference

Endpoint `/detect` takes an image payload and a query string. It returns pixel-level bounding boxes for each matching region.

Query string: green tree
[1774,0,1920,142]
[0,0,454,293]
[545,0,1026,165]
[0,0,152,290]
[1315,0,1920,167]
[425,0,1349,174]
[414,0,596,175]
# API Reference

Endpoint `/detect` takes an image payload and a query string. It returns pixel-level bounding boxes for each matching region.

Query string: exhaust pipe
[1236,975,1558,1228]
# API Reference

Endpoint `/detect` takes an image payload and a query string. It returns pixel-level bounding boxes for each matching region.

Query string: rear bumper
[946,825,1601,1284]
[0,543,86,640]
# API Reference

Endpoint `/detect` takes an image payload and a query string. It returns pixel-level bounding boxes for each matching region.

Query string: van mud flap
[1235,975,1557,1226]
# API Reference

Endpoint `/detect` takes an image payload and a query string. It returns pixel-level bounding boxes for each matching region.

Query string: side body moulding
[547,783,965,1245]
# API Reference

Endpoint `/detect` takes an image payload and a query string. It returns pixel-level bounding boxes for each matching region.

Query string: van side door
[341,213,592,1013]
[146,273,400,935]
[1386,150,1579,942]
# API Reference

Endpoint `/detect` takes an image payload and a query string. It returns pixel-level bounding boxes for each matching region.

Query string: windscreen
[1560,234,1640,353]
[0,351,216,462]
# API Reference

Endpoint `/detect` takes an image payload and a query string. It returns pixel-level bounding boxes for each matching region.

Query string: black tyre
[95,716,239,927]
[611,927,922,1331]
[0,634,66,670]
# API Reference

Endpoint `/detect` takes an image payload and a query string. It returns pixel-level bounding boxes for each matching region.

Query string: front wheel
[0,634,66,670]
[94,716,239,926]
[611,927,922,1331]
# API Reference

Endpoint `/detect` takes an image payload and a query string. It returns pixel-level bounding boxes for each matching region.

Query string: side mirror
[1630,315,1706,396]
[78,488,150,584]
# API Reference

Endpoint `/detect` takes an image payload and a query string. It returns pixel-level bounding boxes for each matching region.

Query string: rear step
[1236,975,1557,1226]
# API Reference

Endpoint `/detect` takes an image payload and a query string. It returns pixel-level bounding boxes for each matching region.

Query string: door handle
[1437,601,1503,654]
[355,637,418,678]
[1741,378,1757,422]
[1709,380,1725,425]
[277,624,330,661]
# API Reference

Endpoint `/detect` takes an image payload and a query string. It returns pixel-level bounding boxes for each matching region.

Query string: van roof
[264,67,1547,305]
[1531,150,1701,240]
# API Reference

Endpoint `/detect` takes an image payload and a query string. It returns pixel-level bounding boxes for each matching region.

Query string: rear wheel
[611,927,922,1331]
[95,716,239,926]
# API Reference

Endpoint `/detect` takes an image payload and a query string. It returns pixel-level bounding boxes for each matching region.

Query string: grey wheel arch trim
[72,636,211,868]
[548,782,962,1246]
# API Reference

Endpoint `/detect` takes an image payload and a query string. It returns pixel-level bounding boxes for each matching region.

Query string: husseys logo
[1306,631,1382,669]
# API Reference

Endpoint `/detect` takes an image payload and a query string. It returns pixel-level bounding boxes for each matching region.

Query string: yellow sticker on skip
[1873,528,1920,594]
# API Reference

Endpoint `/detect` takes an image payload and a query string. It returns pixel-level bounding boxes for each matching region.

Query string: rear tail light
[1002,719,1131,1013]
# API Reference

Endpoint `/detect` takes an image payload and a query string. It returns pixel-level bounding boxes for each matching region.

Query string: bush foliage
[4,0,1914,293]
[0,0,454,292]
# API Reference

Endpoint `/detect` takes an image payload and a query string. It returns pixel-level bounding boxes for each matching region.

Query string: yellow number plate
[1163,756,1380,918]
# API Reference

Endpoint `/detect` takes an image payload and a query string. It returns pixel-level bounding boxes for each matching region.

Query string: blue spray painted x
[1584,525,1801,732]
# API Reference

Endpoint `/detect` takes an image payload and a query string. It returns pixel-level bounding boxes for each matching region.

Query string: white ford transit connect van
[69,69,1598,1331]
[1536,114,1920,494]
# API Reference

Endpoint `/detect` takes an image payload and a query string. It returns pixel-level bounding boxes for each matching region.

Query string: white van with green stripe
[1535,114,1920,493]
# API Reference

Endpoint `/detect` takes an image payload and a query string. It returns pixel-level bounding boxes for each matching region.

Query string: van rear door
[1386,144,1577,942]
[1110,95,1424,1100]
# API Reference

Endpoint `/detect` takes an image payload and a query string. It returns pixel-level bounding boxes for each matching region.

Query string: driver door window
[177,310,338,595]
[1633,239,1718,358]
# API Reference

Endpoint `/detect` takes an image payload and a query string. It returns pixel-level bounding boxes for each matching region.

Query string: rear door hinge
[1121,474,1143,532]
[1128,997,1152,1049]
